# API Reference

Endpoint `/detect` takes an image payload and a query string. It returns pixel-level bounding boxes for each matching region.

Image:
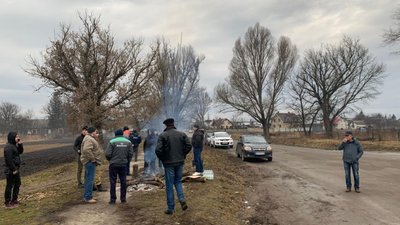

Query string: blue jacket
[338,138,364,163]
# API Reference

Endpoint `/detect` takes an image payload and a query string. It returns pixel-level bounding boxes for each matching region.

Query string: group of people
[3,120,363,213]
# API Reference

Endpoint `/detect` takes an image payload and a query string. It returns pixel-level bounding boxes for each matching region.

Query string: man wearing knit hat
[105,129,133,204]
[156,118,192,215]
[81,126,103,203]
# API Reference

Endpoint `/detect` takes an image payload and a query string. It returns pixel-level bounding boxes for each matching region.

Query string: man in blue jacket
[105,129,133,204]
[338,131,364,193]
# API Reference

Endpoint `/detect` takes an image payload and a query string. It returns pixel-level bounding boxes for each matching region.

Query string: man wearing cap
[81,126,102,203]
[191,124,204,176]
[73,126,88,188]
[105,129,133,204]
[338,131,364,193]
[156,118,192,215]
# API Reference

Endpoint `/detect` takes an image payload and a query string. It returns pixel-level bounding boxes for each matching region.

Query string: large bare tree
[193,87,212,127]
[155,40,204,127]
[25,12,158,132]
[215,23,297,138]
[288,73,320,136]
[383,7,400,53]
[296,36,385,137]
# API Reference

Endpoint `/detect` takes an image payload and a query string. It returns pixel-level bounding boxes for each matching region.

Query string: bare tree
[288,73,320,136]
[215,23,297,138]
[383,7,400,53]
[193,87,212,127]
[297,36,385,137]
[155,40,204,126]
[0,102,20,134]
[25,12,158,133]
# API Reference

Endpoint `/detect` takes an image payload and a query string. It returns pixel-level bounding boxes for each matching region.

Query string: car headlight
[244,145,252,151]
[267,145,272,151]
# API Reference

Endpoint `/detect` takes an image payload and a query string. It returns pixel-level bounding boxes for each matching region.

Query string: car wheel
[241,151,246,161]
[267,157,272,161]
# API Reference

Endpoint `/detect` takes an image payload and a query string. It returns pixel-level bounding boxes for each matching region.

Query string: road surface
[228,144,400,225]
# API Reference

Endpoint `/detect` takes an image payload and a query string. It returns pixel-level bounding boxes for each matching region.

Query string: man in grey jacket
[105,129,133,204]
[338,131,364,193]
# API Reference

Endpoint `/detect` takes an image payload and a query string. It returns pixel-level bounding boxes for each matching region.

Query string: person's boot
[97,184,107,192]
[180,201,188,211]
[92,185,98,191]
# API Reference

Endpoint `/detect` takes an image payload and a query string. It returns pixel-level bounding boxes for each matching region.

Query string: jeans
[84,162,96,201]
[343,161,360,189]
[4,172,21,204]
[109,165,127,202]
[164,165,185,211]
[133,146,139,162]
[193,147,203,173]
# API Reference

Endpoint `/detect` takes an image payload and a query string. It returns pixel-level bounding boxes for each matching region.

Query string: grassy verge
[271,136,400,151]
[0,162,81,225]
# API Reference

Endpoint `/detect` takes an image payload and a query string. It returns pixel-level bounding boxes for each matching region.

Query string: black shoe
[180,201,188,211]
[121,200,127,204]
[97,185,108,192]
[164,209,174,215]
[93,185,98,191]
[355,188,361,193]
[109,200,116,205]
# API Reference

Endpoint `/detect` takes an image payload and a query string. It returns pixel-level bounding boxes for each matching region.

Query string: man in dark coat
[338,131,364,193]
[191,124,204,176]
[73,126,88,188]
[3,131,24,208]
[156,118,192,215]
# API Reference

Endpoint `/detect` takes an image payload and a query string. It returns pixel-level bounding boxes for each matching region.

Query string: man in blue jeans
[156,118,192,215]
[81,126,103,203]
[338,131,364,193]
[191,124,204,176]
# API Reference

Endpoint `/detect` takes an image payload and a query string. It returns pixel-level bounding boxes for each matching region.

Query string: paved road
[227,144,400,225]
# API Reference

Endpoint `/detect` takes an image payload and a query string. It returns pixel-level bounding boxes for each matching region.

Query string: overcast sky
[0,0,399,119]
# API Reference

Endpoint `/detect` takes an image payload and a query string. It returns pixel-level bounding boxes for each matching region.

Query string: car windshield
[215,132,230,138]
[243,136,267,143]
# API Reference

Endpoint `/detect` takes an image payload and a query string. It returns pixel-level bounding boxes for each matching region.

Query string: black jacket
[191,129,204,148]
[73,134,85,155]
[4,132,24,173]
[156,126,192,166]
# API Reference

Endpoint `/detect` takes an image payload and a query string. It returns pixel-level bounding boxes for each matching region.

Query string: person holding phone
[338,131,364,193]
[3,132,24,209]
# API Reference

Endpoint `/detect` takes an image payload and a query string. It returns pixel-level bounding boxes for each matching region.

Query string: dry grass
[0,162,81,225]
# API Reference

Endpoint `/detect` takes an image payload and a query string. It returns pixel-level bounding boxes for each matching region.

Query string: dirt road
[235,144,400,225]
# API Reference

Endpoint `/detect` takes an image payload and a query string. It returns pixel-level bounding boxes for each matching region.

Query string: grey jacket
[105,136,133,167]
[338,138,364,163]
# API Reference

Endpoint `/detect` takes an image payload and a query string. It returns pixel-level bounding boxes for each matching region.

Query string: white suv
[210,131,234,148]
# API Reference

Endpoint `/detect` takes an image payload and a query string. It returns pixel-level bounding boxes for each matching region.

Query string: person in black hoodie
[3,131,24,208]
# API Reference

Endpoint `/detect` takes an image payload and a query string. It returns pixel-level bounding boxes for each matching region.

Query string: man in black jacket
[73,126,88,188]
[191,125,204,176]
[156,118,191,215]
[3,132,24,209]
